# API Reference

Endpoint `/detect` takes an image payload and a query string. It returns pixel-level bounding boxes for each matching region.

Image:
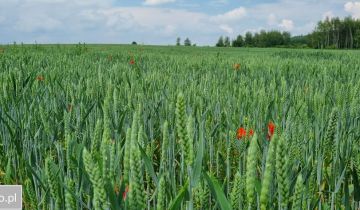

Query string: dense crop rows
[0,44,360,209]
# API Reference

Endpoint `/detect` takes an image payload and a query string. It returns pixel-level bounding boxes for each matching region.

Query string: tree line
[176,37,196,46]
[216,31,291,47]
[308,16,360,49]
[214,16,360,49]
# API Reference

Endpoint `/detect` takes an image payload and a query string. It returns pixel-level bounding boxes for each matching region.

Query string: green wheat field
[0,44,360,210]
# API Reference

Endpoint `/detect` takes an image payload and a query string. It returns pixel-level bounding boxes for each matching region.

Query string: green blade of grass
[203,172,232,210]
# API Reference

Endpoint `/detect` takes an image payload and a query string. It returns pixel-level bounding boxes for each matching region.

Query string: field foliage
[0,44,360,209]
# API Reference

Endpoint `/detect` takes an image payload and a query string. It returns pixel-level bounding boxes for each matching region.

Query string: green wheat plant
[0,45,359,209]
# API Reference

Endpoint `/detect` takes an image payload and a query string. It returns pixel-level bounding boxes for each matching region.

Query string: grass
[0,44,360,209]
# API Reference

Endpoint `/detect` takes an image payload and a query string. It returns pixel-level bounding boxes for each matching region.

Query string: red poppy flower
[129,59,135,65]
[267,121,275,140]
[36,75,44,81]
[122,185,129,201]
[237,127,247,139]
[248,129,254,137]
[233,63,241,70]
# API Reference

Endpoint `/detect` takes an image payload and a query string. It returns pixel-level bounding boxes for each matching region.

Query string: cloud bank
[0,0,358,45]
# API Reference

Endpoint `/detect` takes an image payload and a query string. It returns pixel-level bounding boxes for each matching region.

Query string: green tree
[184,38,191,46]
[216,36,224,47]
[176,37,181,46]
[282,31,291,45]
[232,35,244,47]
[308,16,360,49]
[245,32,253,46]
[355,30,360,48]
[224,36,231,47]
[253,32,261,47]
[290,35,309,47]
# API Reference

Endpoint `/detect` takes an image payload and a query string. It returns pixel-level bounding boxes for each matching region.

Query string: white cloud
[219,24,234,34]
[344,1,360,18]
[15,15,62,32]
[278,19,294,30]
[267,14,277,26]
[213,7,247,22]
[322,10,334,20]
[22,0,112,6]
[143,0,175,6]
[245,0,356,34]
[291,21,316,35]
[209,0,228,6]
[162,25,176,36]
[0,0,352,44]
[97,7,210,31]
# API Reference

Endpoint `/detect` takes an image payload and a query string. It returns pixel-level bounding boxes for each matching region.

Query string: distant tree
[290,35,309,47]
[132,41,137,45]
[214,16,360,49]
[355,30,360,48]
[290,35,308,44]
[216,36,224,47]
[259,30,268,47]
[253,32,260,46]
[224,36,231,47]
[282,32,291,45]
[192,43,197,47]
[176,37,181,46]
[264,30,284,47]
[232,35,244,47]
[308,16,360,49]
[244,32,253,46]
[241,30,292,47]
[184,38,191,46]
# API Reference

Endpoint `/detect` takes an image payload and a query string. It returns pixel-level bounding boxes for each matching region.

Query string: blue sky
[0,0,359,45]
